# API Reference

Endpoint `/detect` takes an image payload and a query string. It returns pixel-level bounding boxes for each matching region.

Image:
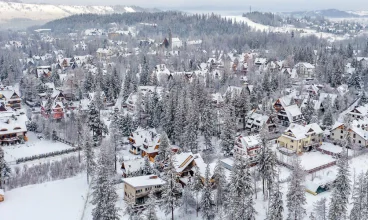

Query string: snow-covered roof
[0,112,28,136]
[254,58,267,65]
[130,127,160,154]
[173,152,196,173]
[122,158,145,174]
[238,135,261,149]
[283,123,323,140]
[246,111,270,128]
[284,104,303,122]
[295,62,315,69]
[349,103,368,117]
[123,175,165,188]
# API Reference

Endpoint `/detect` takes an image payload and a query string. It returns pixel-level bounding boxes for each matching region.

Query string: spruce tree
[286,157,306,220]
[91,147,120,220]
[161,151,181,220]
[142,155,152,175]
[329,149,351,220]
[220,102,236,155]
[313,198,327,220]
[201,163,215,220]
[0,146,11,189]
[144,191,158,220]
[84,137,96,184]
[202,98,215,151]
[303,96,315,124]
[192,165,203,217]
[157,131,170,162]
[213,157,227,210]
[267,173,283,220]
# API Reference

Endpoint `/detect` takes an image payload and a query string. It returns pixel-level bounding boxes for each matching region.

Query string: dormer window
[0,128,8,131]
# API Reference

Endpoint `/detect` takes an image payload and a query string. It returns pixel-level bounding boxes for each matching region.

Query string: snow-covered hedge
[16,147,81,164]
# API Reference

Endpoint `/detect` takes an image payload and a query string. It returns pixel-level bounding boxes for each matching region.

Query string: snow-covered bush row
[15,147,81,164]
[7,156,85,190]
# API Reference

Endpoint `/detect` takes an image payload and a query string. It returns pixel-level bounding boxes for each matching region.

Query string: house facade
[330,120,368,148]
[277,123,323,154]
[234,135,263,164]
[123,175,165,205]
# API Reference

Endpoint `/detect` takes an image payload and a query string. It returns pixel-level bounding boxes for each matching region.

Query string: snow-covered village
[1,1,368,220]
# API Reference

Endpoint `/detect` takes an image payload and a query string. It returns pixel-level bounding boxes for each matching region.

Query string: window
[332,133,334,136]
[341,136,343,139]
[341,130,343,134]
[291,140,294,143]
[359,140,362,144]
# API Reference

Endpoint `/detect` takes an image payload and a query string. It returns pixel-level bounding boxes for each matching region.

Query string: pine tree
[192,165,203,217]
[140,56,150,86]
[142,155,152,175]
[213,157,227,210]
[88,101,108,145]
[202,98,215,151]
[0,146,11,189]
[328,149,351,220]
[161,151,181,220]
[91,147,120,220]
[180,184,195,216]
[322,107,334,127]
[348,71,362,90]
[84,137,96,184]
[350,172,366,220]
[286,157,306,220]
[157,131,170,162]
[313,198,327,220]
[303,96,315,124]
[144,191,158,220]
[184,100,198,152]
[227,156,256,220]
[267,173,283,220]
[220,102,236,155]
[201,163,215,220]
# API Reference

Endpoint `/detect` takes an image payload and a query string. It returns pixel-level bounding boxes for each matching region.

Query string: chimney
[149,175,158,179]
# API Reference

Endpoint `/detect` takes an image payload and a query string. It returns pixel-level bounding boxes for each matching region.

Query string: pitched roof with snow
[122,158,145,174]
[238,135,261,149]
[284,104,303,122]
[283,123,323,140]
[123,175,165,188]
[173,152,196,173]
[130,127,160,154]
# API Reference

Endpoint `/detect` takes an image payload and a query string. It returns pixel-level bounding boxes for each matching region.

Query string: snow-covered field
[1,150,368,220]
[0,174,89,220]
[2,132,73,163]
[224,15,348,42]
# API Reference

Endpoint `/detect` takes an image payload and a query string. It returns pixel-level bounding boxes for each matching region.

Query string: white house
[234,135,263,163]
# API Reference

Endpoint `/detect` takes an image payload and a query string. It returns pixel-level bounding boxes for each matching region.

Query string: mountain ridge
[0,1,159,23]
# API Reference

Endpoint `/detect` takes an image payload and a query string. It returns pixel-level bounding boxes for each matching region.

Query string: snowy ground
[2,132,73,163]
[0,174,89,220]
[224,15,347,42]
[2,150,368,220]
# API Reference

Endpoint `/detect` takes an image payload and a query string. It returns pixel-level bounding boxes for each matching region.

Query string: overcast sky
[21,0,368,12]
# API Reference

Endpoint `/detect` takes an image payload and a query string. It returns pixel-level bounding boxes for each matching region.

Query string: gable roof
[283,123,323,140]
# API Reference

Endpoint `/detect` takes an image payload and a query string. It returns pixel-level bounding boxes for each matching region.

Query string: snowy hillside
[0,1,141,23]
[348,11,368,16]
